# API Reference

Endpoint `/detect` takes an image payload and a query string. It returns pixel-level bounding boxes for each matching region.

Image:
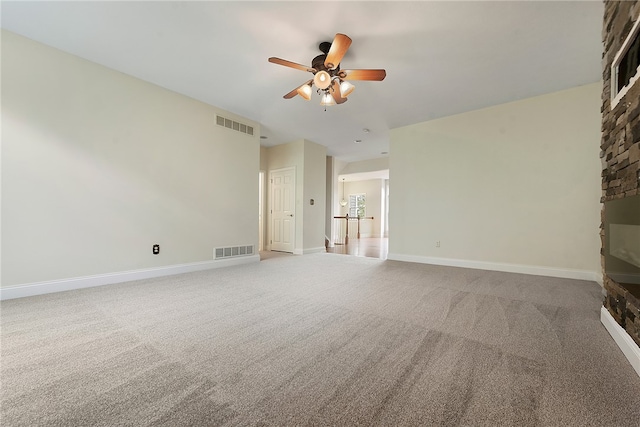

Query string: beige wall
[303,141,327,251]
[1,31,260,287]
[266,139,326,253]
[340,157,389,175]
[325,156,334,242]
[389,83,602,277]
[259,146,269,249]
[260,146,268,172]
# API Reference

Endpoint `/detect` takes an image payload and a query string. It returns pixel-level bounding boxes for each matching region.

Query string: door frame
[268,166,296,253]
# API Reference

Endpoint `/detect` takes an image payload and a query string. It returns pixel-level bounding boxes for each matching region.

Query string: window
[611,16,640,107]
[618,33,639,93]
[349,193,366,218]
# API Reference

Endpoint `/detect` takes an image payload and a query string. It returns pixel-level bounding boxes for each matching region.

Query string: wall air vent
[214,245,254,260]
[216,115,254,136]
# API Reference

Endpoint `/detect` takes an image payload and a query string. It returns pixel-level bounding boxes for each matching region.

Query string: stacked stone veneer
[601,0,640,347]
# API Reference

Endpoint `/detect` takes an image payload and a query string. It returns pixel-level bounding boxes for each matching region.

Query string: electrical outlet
[436,241,441,248]
[153,244,160,254]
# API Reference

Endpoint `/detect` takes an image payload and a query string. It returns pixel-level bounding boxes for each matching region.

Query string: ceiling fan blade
[341,69,386,81]
[283,87,299,99]
[324,33,352,69]
[331,80,348,104]
[269,57,315,73]
[283,80,313,99]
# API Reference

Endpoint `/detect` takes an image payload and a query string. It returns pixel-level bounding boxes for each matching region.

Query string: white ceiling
[1,1,604,163]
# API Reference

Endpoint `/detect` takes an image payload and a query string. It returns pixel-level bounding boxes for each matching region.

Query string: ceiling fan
[268,33,386,106]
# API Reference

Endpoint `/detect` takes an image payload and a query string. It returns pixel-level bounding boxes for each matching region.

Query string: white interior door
[270,167,295,253]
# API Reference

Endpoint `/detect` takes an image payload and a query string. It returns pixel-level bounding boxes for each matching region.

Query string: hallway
[326,237,388,260]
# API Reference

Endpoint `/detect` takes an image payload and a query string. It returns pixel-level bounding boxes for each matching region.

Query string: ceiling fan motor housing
[319,41,332,54]
[312,54,340,74]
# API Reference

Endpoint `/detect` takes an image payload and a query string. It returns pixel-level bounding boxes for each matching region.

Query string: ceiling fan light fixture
[297,84,312,100]
[314,70,332,90]
[339,80,355,97]
[320,92,336,106]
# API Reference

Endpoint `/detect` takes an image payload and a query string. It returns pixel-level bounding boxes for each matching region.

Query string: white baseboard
[600,306,640,378]
[303,247,326,254]
[293,248,325,255]
[594,274,604,287]
[0,255,260,301]
[386,253,599,282]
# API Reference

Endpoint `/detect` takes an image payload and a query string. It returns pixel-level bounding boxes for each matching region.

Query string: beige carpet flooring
[2,253,640,426]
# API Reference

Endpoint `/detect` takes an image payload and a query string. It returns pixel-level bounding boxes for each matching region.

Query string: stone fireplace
[601,0,640,350]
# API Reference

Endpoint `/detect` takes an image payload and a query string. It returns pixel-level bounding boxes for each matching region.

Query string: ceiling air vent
[216,115,254,136]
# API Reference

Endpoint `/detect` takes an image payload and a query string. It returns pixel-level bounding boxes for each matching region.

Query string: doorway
[269,167,296,253]
[329,172,389,259]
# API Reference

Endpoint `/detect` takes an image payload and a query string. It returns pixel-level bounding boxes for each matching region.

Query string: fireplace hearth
[604,195,640,296]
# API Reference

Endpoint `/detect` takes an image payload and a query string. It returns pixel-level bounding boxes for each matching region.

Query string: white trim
[303,247,326,255]
[0,255,260,301]
[269,166,296,255]
[594,274,604,287]
[325,236,334,248]
[293,248,304,255]
[611,14,640,108]
[387,253,599,282]
[601,306,640,378]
